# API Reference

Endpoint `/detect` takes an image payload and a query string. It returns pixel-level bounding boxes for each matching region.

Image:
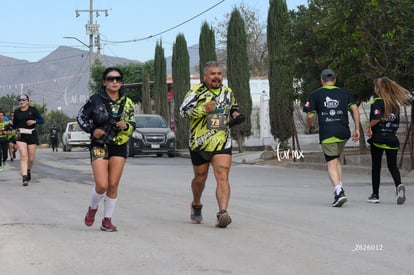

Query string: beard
[209,78,222,89]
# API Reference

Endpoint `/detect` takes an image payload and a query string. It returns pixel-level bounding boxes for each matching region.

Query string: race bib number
[18,128,35,134]
[207,114,228,130]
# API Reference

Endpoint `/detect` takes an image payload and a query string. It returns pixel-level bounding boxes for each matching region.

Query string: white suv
[62,122,90,152]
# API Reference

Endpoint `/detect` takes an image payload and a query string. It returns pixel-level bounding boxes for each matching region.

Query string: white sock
[335,184,343,195]
[104,196,118,218]
[90,187,105,209]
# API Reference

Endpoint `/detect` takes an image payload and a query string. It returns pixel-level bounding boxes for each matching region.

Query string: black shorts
[9,137,16,144]
[90,142,127,161]
[17,133,39,145]
[190,147,232,166]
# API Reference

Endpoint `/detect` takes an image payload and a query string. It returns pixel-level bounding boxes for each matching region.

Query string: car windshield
[136,116,168,128]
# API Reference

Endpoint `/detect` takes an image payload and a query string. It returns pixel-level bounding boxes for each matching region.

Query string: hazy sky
[1,0,307,62]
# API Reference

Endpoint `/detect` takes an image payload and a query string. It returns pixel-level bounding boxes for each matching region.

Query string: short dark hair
[102,67,123,81]
[20,94,30,101]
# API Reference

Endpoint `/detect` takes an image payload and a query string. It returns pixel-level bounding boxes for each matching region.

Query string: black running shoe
[216,210,232,228]
[396,184,406,205]
[367,194,380,203]
[22,175,29,187]
[332,189,347,207]
[191,203,203,224]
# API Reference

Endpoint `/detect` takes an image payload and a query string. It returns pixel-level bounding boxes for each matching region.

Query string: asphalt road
[1,149,414,275]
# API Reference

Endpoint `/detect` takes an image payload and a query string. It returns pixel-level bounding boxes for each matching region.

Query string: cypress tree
[199,21,217,81]
[154,41,168,120]
[142,70,151,114]
[267,0,293,146]
[172,33,191,149]
[227,8,252,152]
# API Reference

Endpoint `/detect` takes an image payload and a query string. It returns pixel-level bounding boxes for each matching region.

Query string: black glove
[229,114,245,128]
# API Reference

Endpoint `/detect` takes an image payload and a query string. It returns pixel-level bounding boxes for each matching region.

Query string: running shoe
[191,203,203,224]
[100,218,117,232]
[396,184,406,205]
[332,188,347,207]
[84,206,98,226]
[22,175,29,186]
[27,170,31,181]
[215,210,232,228]
[367,194,380,203]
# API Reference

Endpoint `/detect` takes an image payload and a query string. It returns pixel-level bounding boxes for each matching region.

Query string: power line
[0,53,88,68]
[102,0,225,44]
[0,73,88,90]
[0,41,59,48]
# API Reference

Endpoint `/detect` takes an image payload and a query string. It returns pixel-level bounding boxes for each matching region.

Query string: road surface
[1,149,413,275]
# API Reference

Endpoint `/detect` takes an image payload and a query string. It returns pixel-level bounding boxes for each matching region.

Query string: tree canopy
[90,60,155,104]
[291,0,414,103]
[268,0,294,145]
[199,22,217,81]
[154,41,169,120]
[227,8,252,152]
[172,33,191,149]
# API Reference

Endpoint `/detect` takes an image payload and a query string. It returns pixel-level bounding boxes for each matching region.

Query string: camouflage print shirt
[77,88,136,146]
[180,83,239,152]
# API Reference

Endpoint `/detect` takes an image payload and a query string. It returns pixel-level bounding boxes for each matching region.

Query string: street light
[63,36,92,68]
[63,36,89,48]
[63,36,93,82]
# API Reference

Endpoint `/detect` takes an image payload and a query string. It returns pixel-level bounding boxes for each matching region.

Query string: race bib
[18,128,35,134]
[206,114,228,130]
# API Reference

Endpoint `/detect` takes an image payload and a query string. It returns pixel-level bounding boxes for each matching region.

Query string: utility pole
[96,33,101,62]
[75,0,108,71]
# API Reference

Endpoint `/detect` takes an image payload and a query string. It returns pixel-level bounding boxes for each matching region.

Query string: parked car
[62,122,90,152]
[128,114,176,157]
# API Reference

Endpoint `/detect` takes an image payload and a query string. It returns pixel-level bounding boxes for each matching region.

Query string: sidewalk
[259,150,414,183]
[175,149,264,164]
[177,148,414,184]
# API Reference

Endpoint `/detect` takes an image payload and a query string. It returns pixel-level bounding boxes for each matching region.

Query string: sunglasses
[105,76,122,83]
[18,98,28,102]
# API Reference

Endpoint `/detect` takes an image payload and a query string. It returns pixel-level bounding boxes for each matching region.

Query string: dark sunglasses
[105,76,122,82]
[18,98,28,102]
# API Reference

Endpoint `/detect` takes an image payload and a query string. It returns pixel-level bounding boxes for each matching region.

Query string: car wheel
[168,153,175,158]
[156,153,163,157]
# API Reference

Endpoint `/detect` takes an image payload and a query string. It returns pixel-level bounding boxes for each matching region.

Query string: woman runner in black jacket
[366,77,412,204]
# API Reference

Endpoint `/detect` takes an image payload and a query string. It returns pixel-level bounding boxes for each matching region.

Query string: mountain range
[0,45,200,117]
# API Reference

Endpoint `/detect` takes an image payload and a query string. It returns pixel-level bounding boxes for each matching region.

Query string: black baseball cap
[321,69,336,81]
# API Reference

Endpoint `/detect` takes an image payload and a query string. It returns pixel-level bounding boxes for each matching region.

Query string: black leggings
[370,145,401,195]
[0,139,9,163]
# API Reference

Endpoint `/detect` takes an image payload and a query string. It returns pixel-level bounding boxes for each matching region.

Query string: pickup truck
[62,122,90,152]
